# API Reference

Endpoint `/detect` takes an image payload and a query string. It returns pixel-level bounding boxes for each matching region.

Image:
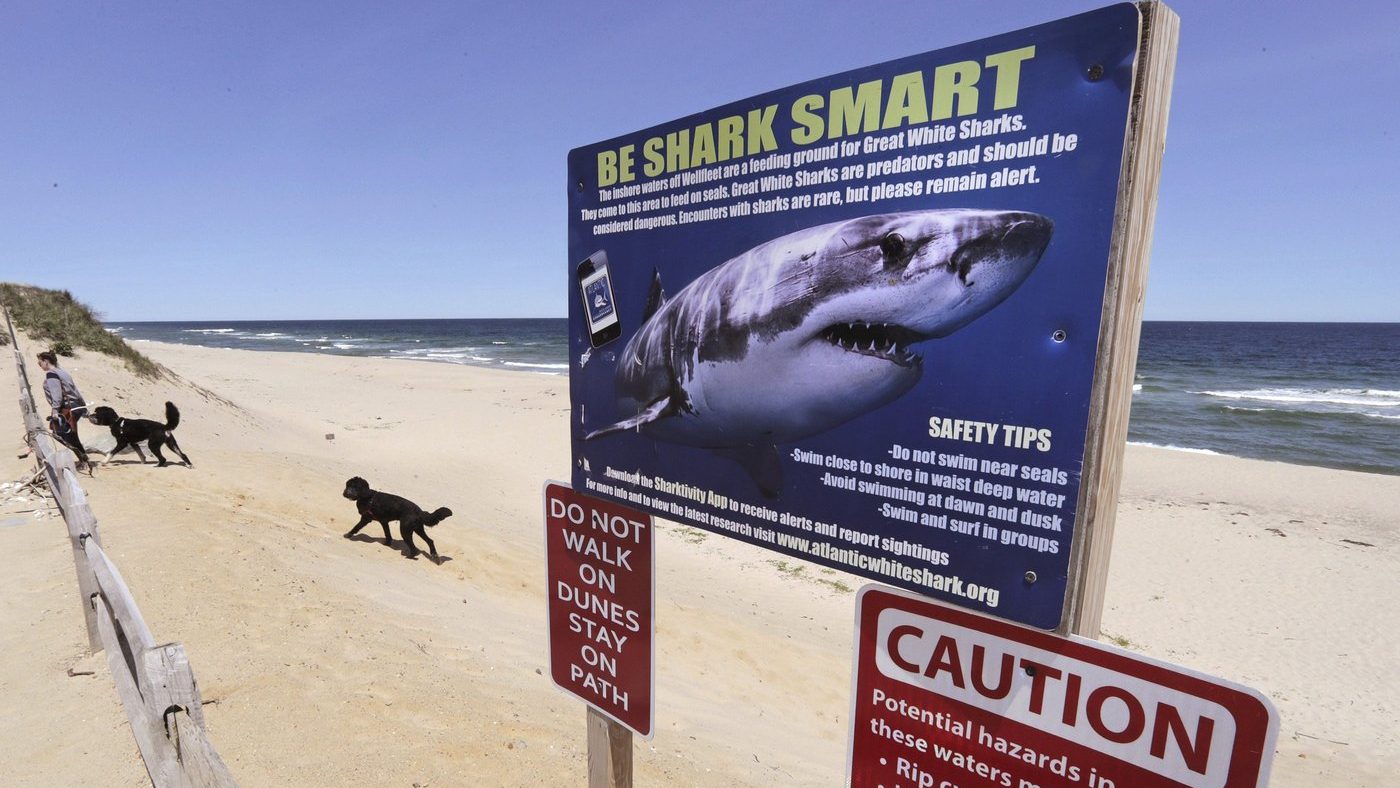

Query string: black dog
[87,402,193,467]
[342,476,452,563]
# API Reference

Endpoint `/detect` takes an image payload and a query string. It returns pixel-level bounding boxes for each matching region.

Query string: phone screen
[578,253,621,346]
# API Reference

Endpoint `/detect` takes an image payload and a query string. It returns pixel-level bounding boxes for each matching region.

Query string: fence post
[170,713,238,786]
[60,466,103,543]
[6,307,36,403]
[145,643,238,786]
[38,436,103,651]
[92,594,181,786]
[50,450,79,513]
[67,530,103,651]
[30,427,58,479]
[143,643,207,728]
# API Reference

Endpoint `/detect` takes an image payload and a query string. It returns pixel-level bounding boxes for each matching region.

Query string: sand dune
[1,338,1395,786]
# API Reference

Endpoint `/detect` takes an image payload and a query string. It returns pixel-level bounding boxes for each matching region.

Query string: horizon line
[102,317,1400,325]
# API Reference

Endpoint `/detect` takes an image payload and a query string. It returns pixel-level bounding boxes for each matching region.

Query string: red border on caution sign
[848,586,1278,788]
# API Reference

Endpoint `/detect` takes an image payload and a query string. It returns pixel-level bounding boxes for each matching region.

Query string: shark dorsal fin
[642,268,667,321]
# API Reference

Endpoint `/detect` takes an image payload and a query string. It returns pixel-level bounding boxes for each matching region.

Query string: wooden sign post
[587,707,633,788]
[1065,0,1181,639]
[544,483,654,787]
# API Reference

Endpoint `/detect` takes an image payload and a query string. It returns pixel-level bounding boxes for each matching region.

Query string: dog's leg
[149,436,169,467]
[131,443,149,464]
[418,529,439,564]
[165,435,193,467]
[344,515,373,538]
[104,440,131,466]
[402,522,421,559]
[379,520,395,547]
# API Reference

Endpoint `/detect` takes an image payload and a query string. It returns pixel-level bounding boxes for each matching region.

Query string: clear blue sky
[2,1,1396,321]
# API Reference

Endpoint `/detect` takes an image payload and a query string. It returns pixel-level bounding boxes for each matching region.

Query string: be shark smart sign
[568,5,1145,629]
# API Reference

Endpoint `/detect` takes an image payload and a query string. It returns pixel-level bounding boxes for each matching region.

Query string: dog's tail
[424,507,453,527]
[164,402,180,431]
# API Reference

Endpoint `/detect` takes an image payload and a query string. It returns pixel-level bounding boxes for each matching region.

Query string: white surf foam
[503,361,568,370]
[1197,388,1400,408]
[1128,441,1222,455]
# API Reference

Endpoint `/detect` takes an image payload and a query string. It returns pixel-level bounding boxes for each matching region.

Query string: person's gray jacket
[43,367,86,411]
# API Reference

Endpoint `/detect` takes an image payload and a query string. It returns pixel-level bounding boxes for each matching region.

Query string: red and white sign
[849,586,1277,788]
[545,482,654,738]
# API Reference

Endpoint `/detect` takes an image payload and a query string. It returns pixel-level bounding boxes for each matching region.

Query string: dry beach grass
[1,337,1396,786]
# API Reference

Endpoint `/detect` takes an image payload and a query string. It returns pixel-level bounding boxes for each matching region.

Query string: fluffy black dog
[342,476,452,563]
[87,402,193,467]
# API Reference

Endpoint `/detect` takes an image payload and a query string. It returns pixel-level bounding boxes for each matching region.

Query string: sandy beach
[1,337,1396,787]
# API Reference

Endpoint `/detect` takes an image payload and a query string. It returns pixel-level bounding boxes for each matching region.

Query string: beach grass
[0,283,161,377]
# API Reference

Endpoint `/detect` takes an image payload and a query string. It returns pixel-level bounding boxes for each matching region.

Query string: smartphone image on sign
[577,251,621,347]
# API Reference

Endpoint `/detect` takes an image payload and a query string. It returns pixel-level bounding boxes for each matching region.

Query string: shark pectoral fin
[584,397,675,440]
[721,444,784,499]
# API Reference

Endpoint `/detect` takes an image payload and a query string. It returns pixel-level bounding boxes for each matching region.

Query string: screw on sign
[848,587,1278,788]
[544,483,654,739]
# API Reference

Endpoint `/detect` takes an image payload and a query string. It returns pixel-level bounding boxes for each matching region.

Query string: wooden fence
[5,309,237,787]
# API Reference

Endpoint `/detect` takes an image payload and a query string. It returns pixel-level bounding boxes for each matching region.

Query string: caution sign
[849,587,1278,788]
[544,482,654,738]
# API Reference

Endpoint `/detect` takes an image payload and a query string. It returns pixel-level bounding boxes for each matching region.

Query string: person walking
[36,350,92,471]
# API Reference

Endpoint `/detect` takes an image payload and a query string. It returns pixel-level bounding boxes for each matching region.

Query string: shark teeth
[820,322,925,367]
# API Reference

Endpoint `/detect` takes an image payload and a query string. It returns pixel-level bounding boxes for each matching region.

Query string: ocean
[108,318,570,373]
[107,319,1399,476]
[1131,322,1398,475]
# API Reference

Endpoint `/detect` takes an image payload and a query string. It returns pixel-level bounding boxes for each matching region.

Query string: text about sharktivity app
[586,417,1071,616]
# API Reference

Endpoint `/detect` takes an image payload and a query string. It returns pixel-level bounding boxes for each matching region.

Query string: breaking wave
[503,361,568,370]
[1197,388,1400,408]
[1128,442,1221,456]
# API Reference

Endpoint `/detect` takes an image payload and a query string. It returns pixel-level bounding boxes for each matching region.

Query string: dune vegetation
[0,283,160,377]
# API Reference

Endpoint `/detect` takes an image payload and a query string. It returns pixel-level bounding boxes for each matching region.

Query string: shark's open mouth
[820,322,926,367]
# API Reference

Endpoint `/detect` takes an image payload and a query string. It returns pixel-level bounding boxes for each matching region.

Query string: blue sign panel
[568,5,1141,629]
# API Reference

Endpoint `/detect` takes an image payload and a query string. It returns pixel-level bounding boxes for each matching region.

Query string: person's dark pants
[51,407,91,466]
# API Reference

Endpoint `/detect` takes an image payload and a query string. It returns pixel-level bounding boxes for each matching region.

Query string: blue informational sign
[568,5,1142,629]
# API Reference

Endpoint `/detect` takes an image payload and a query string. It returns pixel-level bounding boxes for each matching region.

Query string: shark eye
[880,232,908,269]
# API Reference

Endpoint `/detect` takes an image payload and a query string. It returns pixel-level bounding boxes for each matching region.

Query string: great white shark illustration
[584,208,1053,496]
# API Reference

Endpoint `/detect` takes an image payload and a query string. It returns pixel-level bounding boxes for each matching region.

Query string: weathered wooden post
[587,708,632,788]
[144,642,238,786]
[544,484,653,787]
[1065,0,1182,639]
[37,434,103,651]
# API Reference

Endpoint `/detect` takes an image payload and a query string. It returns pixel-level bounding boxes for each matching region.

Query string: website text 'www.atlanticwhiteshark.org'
[774,533,1001,608]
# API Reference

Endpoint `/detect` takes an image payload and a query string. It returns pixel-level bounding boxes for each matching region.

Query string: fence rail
[5,308,236,787]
